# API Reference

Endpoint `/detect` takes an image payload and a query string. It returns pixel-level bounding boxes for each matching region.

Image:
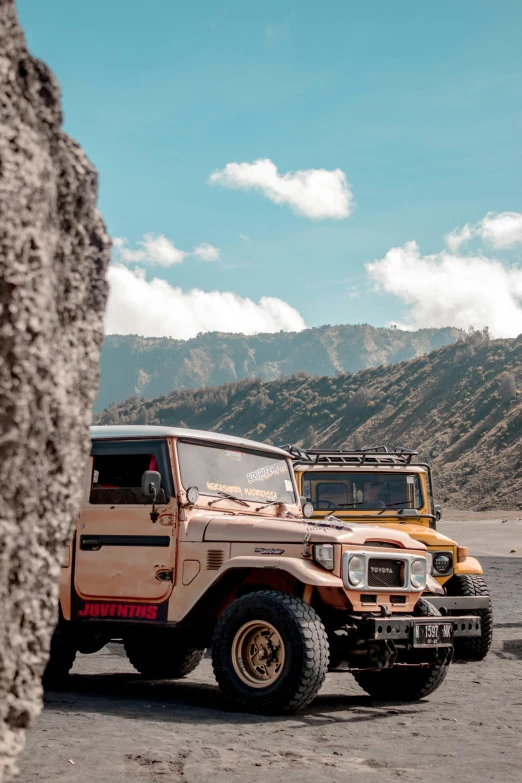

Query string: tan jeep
[46,426,481,713]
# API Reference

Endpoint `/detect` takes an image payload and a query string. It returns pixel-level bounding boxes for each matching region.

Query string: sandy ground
[441,508,522,558]
[19,517,522,783]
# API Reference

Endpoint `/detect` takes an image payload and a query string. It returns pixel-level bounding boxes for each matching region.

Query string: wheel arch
[178,566,317,645]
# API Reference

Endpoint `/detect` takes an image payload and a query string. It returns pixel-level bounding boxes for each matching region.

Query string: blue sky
[17,0,522,338]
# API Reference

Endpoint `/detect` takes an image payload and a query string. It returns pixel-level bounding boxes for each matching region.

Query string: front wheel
[212,590,329,714]
[353,598,451,701]
[446,574,493,661]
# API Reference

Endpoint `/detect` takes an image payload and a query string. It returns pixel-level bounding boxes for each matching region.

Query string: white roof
[89,425,290,458]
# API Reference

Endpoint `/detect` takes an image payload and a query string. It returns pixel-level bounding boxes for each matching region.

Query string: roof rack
[281,444,418,466]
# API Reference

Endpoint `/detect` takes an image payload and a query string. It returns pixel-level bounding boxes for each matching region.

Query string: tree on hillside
[303,425,316,447]
[499,372,517,402]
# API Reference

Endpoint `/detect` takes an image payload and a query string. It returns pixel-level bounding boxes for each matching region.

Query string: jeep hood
[200,515,426,550]
[354,522,457,548]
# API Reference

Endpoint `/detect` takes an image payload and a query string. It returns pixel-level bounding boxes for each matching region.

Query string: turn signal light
[457,546,468,563]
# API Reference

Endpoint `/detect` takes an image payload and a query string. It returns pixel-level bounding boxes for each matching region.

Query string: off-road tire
[353,598,451,701]
[42,621,77,687]
[124,633,205,679]
[211,590,329,714]
[446,574,493,661]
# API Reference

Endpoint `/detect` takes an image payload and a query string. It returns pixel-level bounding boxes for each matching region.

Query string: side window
[89,441,172,505]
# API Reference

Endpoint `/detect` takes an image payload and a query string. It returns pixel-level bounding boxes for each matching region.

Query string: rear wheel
[353,598,451,701]
[446,574,493,661]
[124,631,204,679]
[43,621,77,687]
[212,590,329,714]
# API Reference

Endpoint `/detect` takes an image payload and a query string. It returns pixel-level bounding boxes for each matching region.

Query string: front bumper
[357,614,481,644]
[425,595,490,611]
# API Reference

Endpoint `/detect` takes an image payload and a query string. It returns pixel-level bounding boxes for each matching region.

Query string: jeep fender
[454,556,483,576]
[218,555,342,587]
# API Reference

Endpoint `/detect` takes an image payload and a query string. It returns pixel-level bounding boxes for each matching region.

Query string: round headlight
[410,558,427,589]
[432,552,453,574]
[348,555,365,586]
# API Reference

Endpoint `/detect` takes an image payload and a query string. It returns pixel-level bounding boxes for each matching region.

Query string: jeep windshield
[302,472,423,511]
[178,441,296,504]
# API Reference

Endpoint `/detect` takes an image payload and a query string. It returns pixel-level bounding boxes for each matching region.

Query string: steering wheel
[318,500,337,509]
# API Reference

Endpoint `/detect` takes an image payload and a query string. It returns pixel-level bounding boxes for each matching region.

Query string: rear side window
[89,439,173,505]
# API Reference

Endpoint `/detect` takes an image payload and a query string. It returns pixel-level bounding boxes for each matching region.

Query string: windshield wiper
[335,501,369,508]
[377,499,413,515]
[255,500,280,511]
[208,491,249,507]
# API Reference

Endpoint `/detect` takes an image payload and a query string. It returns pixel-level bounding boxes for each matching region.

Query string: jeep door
[74,439,176,602]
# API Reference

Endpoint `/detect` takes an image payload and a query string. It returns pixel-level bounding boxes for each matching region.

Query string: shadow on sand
[43,671,427,729]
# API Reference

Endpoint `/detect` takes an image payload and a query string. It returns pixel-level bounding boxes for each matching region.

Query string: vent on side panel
[207,550,224,570]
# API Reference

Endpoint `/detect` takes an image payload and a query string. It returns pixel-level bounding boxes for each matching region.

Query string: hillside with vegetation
[94,329,522,510]
[96,324,461,410]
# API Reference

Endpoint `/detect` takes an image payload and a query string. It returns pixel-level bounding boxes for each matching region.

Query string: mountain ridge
[97,324,462,410]
[94,331,522,510]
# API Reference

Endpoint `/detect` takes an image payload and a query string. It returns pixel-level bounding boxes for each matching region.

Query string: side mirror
[141,470,161,499]
[300,497,314,519]
[434,505,442,521]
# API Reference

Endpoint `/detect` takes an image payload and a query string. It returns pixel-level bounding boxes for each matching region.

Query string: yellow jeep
[286,445,492,661]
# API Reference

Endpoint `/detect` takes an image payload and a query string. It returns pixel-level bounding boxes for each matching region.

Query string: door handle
[155,568,173,582]
[80,537,100,551]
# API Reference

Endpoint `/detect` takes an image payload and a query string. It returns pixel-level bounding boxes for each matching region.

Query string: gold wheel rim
[231,620,285,688]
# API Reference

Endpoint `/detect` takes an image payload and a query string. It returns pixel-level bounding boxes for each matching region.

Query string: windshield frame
[176,438,298,506]
[300,469,426,513]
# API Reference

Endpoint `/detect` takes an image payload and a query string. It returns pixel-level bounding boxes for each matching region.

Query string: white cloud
[105,264,306,339]
[445,212,522,251]
[480,212,522,249]
[445,224,473,253]
[208,158,353,219]
[113,234,187,267]
[366,241,522,338]
[113,234,221,267]
[192,242,220,261]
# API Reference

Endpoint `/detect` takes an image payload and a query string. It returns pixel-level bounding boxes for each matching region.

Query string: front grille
[361,594,377,604]
[391,595,406,604]
[367,558,404,588]
[206,550,224,570]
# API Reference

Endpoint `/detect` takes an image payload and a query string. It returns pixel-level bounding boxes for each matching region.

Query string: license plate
[413,622,453,647]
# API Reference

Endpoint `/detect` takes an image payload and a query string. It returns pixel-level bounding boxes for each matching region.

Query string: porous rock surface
[0,1,110,779]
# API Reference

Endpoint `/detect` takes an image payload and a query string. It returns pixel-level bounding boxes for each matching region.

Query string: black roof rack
[281,444,418,466]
